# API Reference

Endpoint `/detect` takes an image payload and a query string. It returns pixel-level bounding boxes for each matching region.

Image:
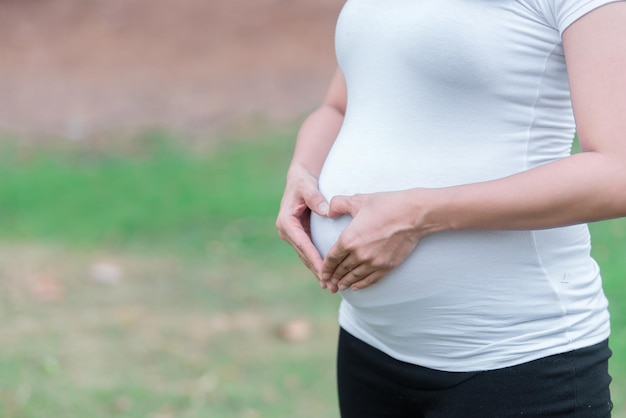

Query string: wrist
[287,162,319,181]
[406,187,456,237]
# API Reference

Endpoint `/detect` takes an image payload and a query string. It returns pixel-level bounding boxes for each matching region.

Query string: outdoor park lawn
[0,131,624,417]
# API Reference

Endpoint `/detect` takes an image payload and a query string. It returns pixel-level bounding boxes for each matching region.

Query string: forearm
[424,151,626,234]
[420,5,626,236]
[288,104,344,178]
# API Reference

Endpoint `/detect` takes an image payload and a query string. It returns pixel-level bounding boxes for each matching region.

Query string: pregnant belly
[311,211,558,312]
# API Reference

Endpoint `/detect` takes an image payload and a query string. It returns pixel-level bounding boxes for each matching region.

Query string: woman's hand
[276,69,346,291]
[276,166,331,287]
[321,190,436,292]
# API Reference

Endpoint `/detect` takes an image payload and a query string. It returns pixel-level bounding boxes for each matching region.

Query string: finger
[279,220,324,279]
[329,257,362,284]
[328,194,362,218]
[321,244,350,283]
[292,234,324,278]
[295,251,333,290]
[277,206,325,273]
[302,187,329,216]
[338,268,385,291]
[326,282,340,293]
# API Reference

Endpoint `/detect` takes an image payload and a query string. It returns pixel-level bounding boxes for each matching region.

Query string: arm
[322,3,626,291]
[428,3,626,230]
[276,69,347,283]
[288,69,347,180]
[431,3,626,231]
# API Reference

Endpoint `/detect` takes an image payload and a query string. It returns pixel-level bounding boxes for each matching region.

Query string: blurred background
[0,0,339,138]
[0,1,624,417]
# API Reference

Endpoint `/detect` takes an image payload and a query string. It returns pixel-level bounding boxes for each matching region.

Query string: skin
[275,2,626,293]
[276,70,346,291]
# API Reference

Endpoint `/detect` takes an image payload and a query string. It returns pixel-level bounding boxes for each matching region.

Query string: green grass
[0,131,343,418]
[0,131,624,417]
[590,219,626,415]
[0,131,291,258]
[0,245,340,418]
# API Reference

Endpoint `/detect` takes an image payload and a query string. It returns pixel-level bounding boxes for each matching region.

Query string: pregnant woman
[276,1,626,416]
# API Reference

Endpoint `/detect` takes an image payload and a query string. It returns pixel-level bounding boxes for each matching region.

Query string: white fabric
[311,0,620,372]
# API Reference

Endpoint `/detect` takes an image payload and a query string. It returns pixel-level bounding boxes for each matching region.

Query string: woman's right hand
[276,165,331,287]
[276,68,346,291]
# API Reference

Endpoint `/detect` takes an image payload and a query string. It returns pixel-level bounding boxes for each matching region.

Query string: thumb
[328,194,362,218]
[303,188,330,216]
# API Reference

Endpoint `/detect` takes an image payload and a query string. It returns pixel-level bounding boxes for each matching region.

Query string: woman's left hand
[321,190,432,292]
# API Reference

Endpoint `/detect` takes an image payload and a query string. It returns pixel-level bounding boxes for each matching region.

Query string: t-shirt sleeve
[550,0,625,35]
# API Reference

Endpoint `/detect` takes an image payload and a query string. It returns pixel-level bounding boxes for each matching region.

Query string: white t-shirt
[311,0,621,372]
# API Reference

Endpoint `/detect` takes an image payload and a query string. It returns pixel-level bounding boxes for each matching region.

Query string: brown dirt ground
[0,0,343,140]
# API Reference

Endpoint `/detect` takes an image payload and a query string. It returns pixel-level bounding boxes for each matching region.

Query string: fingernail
[322,273,331,282]
[338,284,347,291]
[318,202,329,215]
[331,278,338,285]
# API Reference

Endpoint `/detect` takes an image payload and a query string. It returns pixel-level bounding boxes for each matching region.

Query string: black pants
[337,328,613,418]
